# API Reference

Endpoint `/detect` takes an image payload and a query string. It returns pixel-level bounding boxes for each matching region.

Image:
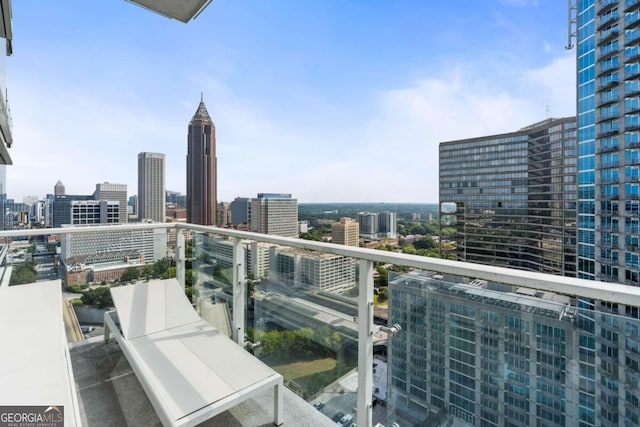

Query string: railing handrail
[175,223,640,306]
[4,222,640,306]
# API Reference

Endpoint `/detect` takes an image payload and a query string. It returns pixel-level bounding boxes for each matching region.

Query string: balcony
[599,0,618,15]
[628,0,640,13]
[598,79,620,92]
[599,112,620,123]
[598,129,620,138]
[627,69,640,80]
[598,15,619,31]
[627,52,640,64]
[599,95,620,108]
[598,143,620,153]
[600,160,620,168]
[628,15,640,30]
[599,62,620,76]
[600,30,620,46]
[3,223,640,427]
[600,47,620,61]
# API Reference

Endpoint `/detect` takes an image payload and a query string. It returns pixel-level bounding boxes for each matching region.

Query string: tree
[414,236,436,250]
[81,286,113,308]
[377,287,388,303]
[10,263,37,285]
[120,267,140,283]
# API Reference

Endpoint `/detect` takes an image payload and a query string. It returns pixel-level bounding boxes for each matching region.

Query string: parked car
[331,412,344,423]
[313,401,325,410]
[339,414,353,426]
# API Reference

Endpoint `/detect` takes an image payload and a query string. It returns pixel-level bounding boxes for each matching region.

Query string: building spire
[191,94,212,124]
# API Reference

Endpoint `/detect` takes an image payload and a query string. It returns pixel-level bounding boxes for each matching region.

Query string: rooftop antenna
[200,92,204,103]
[546,104,550,119]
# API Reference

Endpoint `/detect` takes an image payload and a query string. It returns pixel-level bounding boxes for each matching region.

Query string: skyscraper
[54,180,65,196]
[379,212,397,238]
[439,117,578,276]
[250,193,298,237]
[230,197,251,224]
[186,95,216,225]
[357,212,378,238]
[94,182,127,223]
[575,1,640,284]
[138,152,166,223]
[331,217,360,247]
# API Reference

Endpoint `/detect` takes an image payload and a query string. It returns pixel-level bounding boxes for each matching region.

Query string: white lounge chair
[0,280,82,427]
[104,278,283,427]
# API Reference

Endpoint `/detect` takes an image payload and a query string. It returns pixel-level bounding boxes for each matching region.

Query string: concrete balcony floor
[70,337,336,427]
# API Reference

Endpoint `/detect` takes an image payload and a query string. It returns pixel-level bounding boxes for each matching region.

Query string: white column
[232,237,245,346]
[176,230,185,290]
[357,259,374,427]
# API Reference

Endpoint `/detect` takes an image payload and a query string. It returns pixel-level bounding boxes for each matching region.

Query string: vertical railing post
[358,259,374,427]
[176,229,185,290]
[232,237,246,346]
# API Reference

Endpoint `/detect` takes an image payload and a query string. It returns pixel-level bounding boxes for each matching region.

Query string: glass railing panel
[2,225,176,341]
[191,230,235,337]
[244,240,360,421]
[379,269,640,427]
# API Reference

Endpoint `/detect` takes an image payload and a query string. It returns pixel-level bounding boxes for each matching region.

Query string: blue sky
[8,0,575,203]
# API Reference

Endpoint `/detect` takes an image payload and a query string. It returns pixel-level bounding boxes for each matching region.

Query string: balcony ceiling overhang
[125,0,212,23]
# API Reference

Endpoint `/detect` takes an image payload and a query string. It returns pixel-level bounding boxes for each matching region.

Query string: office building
[0,166,5,230]
[269,246,356,293]
[439,117,578,277]
[357,212,378,238]
[60,226,167,264]
[388,271,579,426]
[379,212,398,238]
[250,193,298,238]
[54,180,65,196]
[138,152,166,223]
[230,196,251,224]
[186,96,217,225]
[94,182,127,223]
[331,217,360,246]
[70,200,120,225]
[357,211,398,240]
[216,202,231,226]
[166,190,186,208]
[128,195,137,215]
[53,194,93,228]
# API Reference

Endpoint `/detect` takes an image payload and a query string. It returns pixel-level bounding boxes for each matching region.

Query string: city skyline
[9,1,573,202]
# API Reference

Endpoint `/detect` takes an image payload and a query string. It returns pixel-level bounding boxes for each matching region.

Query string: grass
[70,298,83,305]
[272,357,339,398]
[272,357,336,381]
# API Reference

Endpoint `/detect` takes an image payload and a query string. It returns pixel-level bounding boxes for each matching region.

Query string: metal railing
[7,222,640,426]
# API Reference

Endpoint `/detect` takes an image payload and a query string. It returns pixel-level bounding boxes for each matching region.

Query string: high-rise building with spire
[186,95,217,225]
[54,180,65,196]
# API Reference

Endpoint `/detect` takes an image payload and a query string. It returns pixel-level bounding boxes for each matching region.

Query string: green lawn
[272,357,336,381]
[272,357,338,398]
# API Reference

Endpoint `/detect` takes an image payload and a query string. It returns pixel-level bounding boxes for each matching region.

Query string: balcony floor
[70,337,336,427]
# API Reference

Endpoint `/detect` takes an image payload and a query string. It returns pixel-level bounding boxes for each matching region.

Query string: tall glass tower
[576,0,640,284]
